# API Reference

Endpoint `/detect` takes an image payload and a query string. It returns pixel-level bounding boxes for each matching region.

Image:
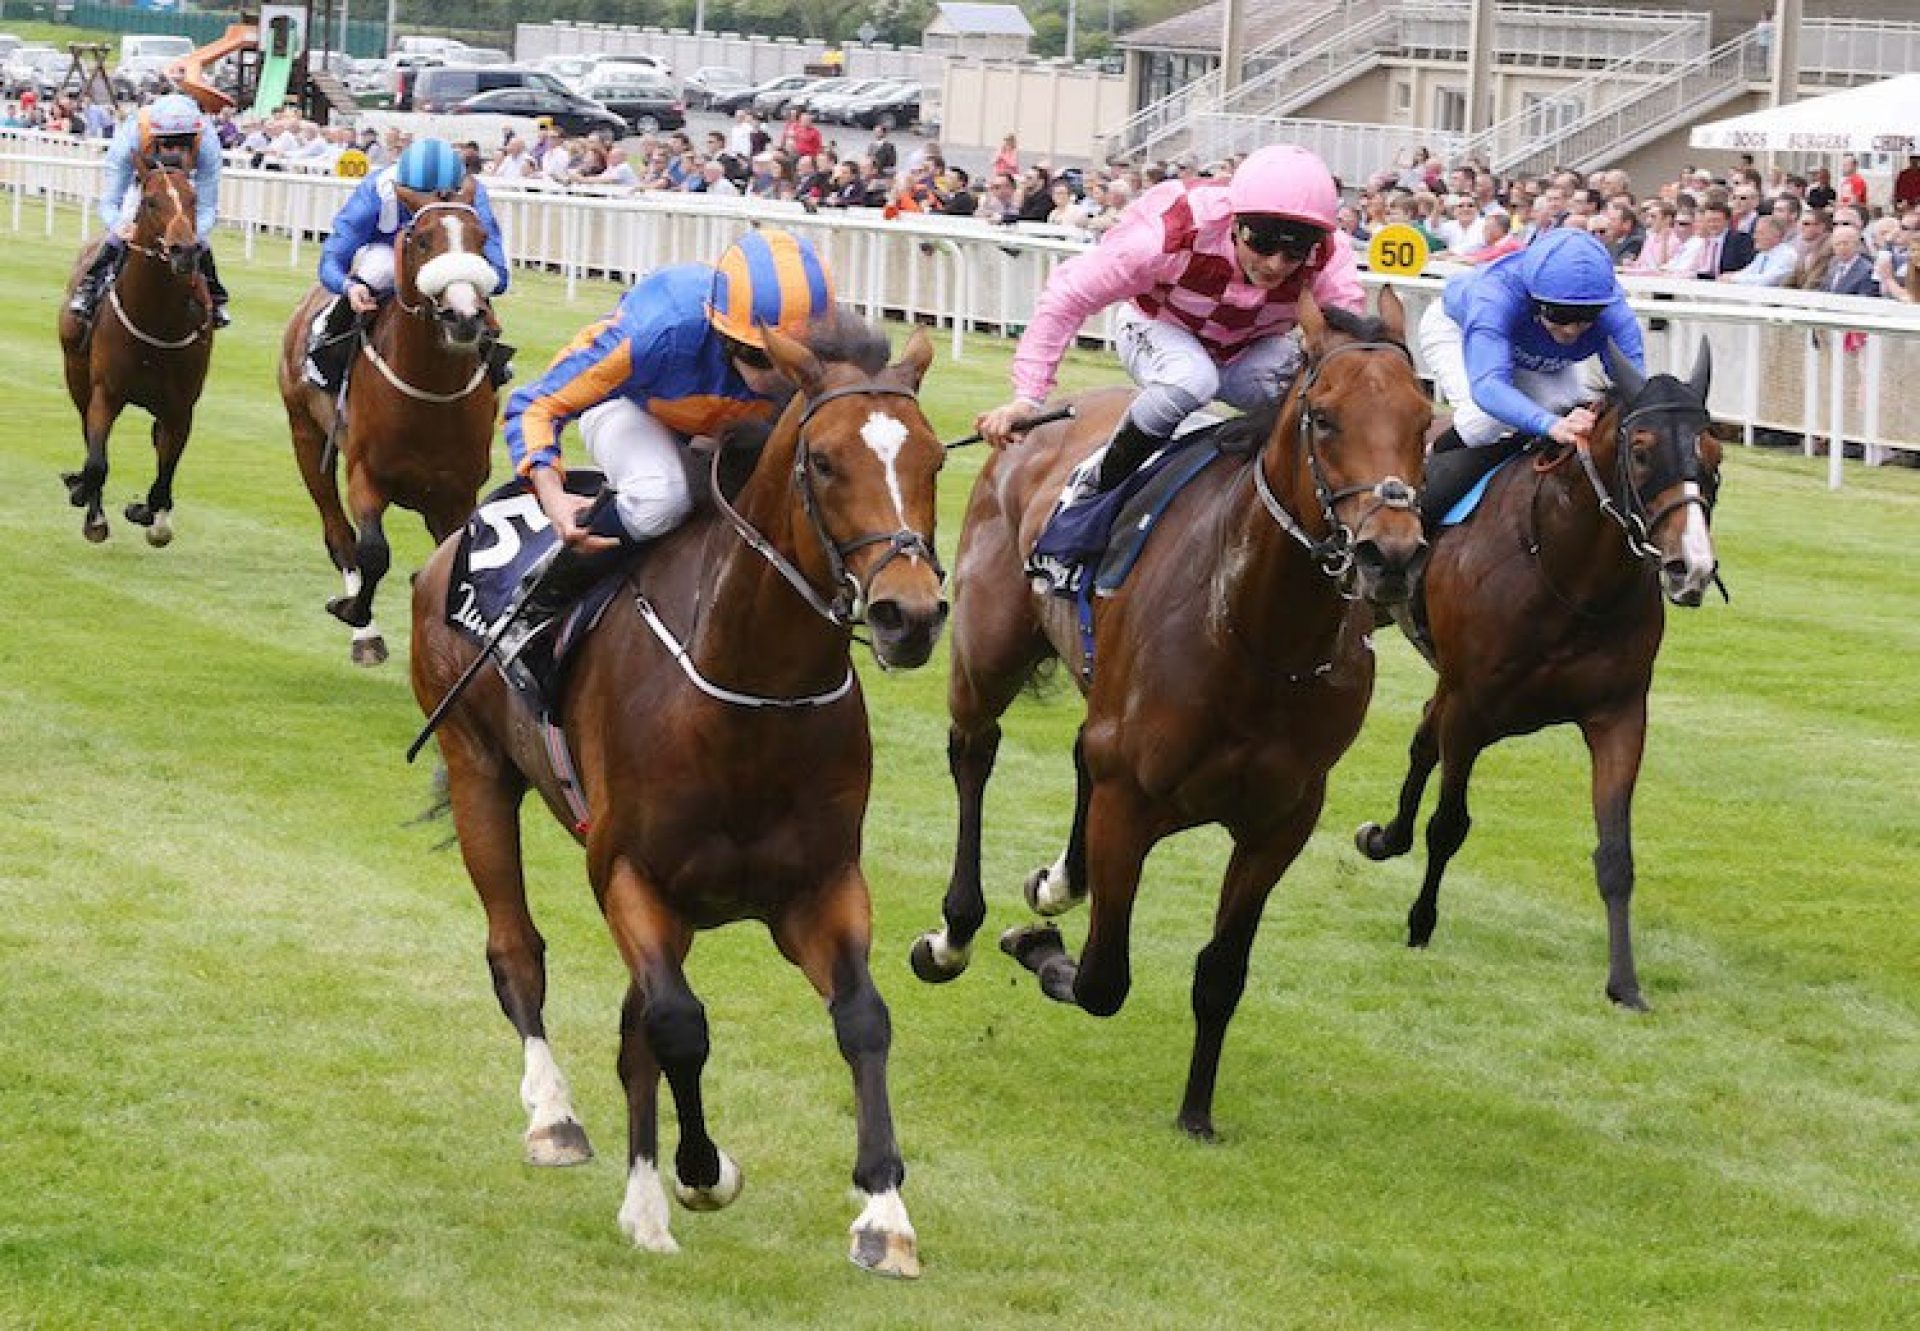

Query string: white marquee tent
[1689,73,1920,155]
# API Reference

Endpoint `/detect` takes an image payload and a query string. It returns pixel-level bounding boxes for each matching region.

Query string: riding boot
[484,339,517,389]
[503,540,634,675]
[67,243,120,321]
[1092,418,1167,494]
[198,247,231,328]
[304,294,360,392]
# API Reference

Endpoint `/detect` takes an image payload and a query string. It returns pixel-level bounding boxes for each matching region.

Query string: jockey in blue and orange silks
[70,93,229,327]
[301,137,514,392]
[502,227,835,614]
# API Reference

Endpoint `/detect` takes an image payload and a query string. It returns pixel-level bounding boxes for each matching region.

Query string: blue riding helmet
[146,93,205,137]
[395,138,466,193]
[1517,229,1621,309]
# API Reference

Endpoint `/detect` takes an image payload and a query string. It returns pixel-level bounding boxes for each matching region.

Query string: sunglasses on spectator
[1235,217,1323,260]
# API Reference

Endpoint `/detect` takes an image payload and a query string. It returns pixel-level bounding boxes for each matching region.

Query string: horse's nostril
[867,600,905,633]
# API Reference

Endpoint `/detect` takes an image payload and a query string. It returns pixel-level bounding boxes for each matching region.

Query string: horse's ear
[1605,342,1647,403]
[133,152,152,180]
[891,325,934,390]
[762,324,824,396]
[452,174,477,204]
[1686,337,1712,402]
[1375,285,1407,343]
[1296,289,1327,359]
[394,183,430,215]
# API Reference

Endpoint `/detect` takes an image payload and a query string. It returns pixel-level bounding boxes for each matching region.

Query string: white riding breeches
[578,398,694,541]
[1418,301,1595,447]
[1114,304,1305,438]
[348,242,398,295]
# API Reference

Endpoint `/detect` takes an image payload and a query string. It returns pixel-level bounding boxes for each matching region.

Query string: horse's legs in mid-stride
[1024,728,1094,916]
[1357,694,1441,862]
[443,724,592,1167]
[331,465,391,665]
[1407,699,1486,948]
[601,855,736,1255]
[123,409,191,547]
[63,386,119,543]
[1178,801,1322,1141]
[1581,697,1651,1011]
[775,867,919,1278]
[912,522,1048,983]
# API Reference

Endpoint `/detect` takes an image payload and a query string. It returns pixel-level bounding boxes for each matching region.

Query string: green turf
[1,211,1915,1329]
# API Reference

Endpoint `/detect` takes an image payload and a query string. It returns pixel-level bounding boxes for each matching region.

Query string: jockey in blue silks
[1415,227,1647,518]
[302,137,514,392]
[69,93,230,327]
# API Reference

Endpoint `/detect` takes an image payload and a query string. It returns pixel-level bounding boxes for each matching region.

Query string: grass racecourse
[1,211,1916,1330]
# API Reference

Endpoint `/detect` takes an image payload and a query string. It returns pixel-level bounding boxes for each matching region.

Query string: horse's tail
[404,756,457,851]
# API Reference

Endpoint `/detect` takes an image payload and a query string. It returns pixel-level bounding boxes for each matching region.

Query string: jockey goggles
[1534,299,1607,327]
[1235,215,1326,261]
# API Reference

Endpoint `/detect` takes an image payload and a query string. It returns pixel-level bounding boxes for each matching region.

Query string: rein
[373,200,493,403]
[710,380,945,629]
[392,200,486,318]
[107,168,209,349]
[1250,338,1421,581]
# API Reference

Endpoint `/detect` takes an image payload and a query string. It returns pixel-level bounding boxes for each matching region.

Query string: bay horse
[1356,344,1722,1010]
[409,317,947,1273]
[57,161,215,546]
[910,292,1430,1140]
[278,175,502,667]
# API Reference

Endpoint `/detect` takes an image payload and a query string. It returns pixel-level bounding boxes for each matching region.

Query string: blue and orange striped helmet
[706,229,835,349]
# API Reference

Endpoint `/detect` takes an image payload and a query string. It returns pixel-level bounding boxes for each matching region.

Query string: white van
[120,34,196,66]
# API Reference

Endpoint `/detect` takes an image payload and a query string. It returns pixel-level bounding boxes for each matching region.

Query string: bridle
[1251,338,1422,580]
[373,199,493,403]
[111,167,210,349]
[710,379,944,629]
[392,200,490,319]
[1572,391,1719,565]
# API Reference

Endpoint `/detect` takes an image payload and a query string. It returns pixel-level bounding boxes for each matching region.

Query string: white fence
[6,132,1915,488]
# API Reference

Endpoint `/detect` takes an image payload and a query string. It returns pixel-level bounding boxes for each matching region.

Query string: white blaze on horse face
[859,410,912,539]
[1677,482,1714,579]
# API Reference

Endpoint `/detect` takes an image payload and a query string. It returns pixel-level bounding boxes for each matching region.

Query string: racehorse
[1356,344,1722,1011]
[409,317,946,1273]
[57,162,215,546]
[911,292,1430,1140]
[278,175,502,666]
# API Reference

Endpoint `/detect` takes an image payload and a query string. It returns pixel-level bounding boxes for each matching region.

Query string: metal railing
[1185,115,1464,187]
[1211,8,1398,123]
[1396,3,1707,66]
[1798,19,1920,86]
[8,136,1915,486]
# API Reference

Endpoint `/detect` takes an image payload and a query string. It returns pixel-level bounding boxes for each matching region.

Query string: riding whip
[945,404,1076,450]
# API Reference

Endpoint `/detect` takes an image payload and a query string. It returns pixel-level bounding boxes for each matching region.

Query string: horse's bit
[1574,397,1720,564]
[1251,339,1422,580]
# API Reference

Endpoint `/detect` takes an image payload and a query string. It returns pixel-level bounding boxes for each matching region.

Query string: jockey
[70,93,229,328]
[503,227,834,616]
[976,144,1364,493]
[1416,227,1647,517]
[303,137,513,392]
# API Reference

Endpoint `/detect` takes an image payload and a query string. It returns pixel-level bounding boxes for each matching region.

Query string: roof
[931,4,1038,37]
[1118,0,1372,53]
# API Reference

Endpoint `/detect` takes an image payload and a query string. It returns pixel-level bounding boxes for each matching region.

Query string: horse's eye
[1309,407,1336,433]
[809,453,835,481]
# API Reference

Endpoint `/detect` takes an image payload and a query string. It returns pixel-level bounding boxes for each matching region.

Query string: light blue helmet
[1517,229,1620,308]
[147,93,205,137]
[395,138,466,194]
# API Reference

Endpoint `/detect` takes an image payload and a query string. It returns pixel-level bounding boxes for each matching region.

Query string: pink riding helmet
[1226,144,1341,230]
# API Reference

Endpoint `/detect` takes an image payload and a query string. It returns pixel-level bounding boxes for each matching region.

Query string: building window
[1434,86,1465,132]
[1393,80,1412,115]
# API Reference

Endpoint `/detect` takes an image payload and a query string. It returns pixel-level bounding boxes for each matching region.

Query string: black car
[575,67,687,134]
[450,87,629,140]
[846,81,923,130]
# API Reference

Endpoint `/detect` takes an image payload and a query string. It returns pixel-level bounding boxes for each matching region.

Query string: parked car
[575,66,685,134]
[751,75,834,118]
[681,64,751,110]
[713,72,797,115]
[411,65,576,114]
[0,34,26,64]
[845,80,924,130]
[783,76,850,116]
[449,86,628,140]
[533,53,596,93]
[459,47,512,67]
[591,51,672,80]
[6,47,75,97]
[806,77,895,124]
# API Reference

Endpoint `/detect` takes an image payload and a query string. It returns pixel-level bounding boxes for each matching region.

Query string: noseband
[393,201,488,318]
[1574,394,1718,565]
[711,380,944,628]
[1251,339,1422,579]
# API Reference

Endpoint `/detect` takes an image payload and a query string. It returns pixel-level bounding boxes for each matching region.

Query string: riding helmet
[1518,229,1621,309]
[706,229,835,349]
[1225,144,1340,232]
[395,138,466,194]
[146,93,205,138]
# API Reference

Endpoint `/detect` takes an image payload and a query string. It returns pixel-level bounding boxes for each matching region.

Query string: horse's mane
[1208,309,1406,453]
[1320,306,1396,344]
[803,305,891,374]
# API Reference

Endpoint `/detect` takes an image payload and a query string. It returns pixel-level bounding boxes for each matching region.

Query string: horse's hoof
[909,931,969,984]
[326,596,372,629]
[674,1151,742,1212]
[998,922,1062,965]
[350,636,389,668]
[1176,1112,1219,1143]
[524,1119,593,1167]
[1023,862,1083,916]
[849,1226,921,1279]
[145,515,174,548]
[82,516,110,544]
[1607,985,1652,1013]
[1355,821,1390,860]
[124,500,153,527]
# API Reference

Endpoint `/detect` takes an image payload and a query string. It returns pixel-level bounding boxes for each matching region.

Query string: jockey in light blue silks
[1415,227,1647,517]
[69,93,230,327]
[301,137,514,392]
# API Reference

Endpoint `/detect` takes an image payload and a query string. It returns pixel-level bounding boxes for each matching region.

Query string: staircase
[306,68,358,124]
[1464,29,1762,177]
[1210,7,1398,123]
